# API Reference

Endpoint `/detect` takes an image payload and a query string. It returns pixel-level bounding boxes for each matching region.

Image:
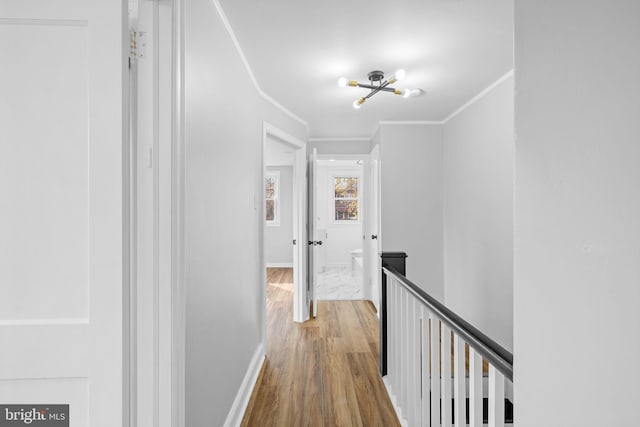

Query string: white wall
[184,0,306,425]
[316,163,363,267]
[514,1,640,425]
[443,75,514,351]
[265,166,293,265]
[377,124,444,301]
[309,139,371,155]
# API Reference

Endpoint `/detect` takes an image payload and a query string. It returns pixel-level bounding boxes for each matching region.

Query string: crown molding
[308,137,371,143]
[378,120,443,126]
[442,69,514,124]
[212,0,309,132]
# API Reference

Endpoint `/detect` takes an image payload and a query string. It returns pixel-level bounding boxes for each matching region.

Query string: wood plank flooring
[241,268,400,427]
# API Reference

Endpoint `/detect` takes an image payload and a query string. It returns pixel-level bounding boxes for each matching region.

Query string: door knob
[371,234,378,240]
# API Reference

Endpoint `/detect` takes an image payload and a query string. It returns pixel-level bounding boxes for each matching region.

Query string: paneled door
[308,148,320,317]
[369,145,381,311]
[0,1,129,426]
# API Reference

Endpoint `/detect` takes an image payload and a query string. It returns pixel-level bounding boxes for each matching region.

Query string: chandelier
[337,69,423,109]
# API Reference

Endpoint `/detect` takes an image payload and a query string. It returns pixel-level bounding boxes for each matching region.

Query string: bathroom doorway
[313,156,367,301]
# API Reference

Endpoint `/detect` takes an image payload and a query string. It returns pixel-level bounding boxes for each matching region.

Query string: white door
[308,148,320,317]
[369,145,381,311]
[0,2,128,426]
[292,140,308,323]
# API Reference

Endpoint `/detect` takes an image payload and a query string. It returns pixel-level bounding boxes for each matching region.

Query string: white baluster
[441,324,452,427]
[430,315,441,427]
[388,276,394,394]
[488,365,505,427]
[453,334,465,427]
[469,348,483,427]
[398,287,407,413]
[414,301,422,426]
[389,278,395,394]
[421,306,431,427]
[393,285,402,398]
[403,288,410,416]
[407,297,416,427]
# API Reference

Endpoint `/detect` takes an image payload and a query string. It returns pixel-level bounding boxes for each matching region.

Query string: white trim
[222,344,266,427]
[264,122,306,148]
[151,5,161,427]
[366,70,515,139]
[378,120,442,126]
[442,69,514,123]
[369,123,381,141]
[266,262,294,268]
[0,318,90,326]
[382,377,409,427]
[308,137,371,142]
[317,153,369,161]
[171,0,186,425]
[211,0,309,131]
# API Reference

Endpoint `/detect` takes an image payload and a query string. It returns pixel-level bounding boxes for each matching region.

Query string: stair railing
[381,259,513,426]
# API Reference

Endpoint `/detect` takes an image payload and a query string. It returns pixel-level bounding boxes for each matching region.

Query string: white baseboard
[382,376,408,427]
[266,262,293,268]
[223,343,265,427]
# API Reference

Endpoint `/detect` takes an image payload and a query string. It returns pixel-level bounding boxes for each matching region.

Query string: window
[265,171,280,226]
[333,176,359,222]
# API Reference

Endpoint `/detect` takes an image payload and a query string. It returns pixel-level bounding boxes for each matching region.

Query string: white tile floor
[315,266,363,300]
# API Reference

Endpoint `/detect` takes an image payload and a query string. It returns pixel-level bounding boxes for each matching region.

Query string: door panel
[0,1,128,426]
[369,145,381,311]
[293,143,308,322]
[308,148,319,317]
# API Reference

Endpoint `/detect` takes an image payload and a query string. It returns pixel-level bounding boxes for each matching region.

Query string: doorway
[261,123,307,332]
[310,155,369,304]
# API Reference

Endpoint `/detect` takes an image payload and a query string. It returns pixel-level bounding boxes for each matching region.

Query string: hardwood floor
[241,268,400,427]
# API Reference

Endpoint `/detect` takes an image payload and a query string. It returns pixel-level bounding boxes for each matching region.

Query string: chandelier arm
[363,79,392,100]
[355,82,398,92]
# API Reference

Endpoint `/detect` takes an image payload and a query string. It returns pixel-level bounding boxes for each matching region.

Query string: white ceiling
[218,0,513,139]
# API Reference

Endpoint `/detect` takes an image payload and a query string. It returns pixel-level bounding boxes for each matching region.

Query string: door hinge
[130,31,147,61]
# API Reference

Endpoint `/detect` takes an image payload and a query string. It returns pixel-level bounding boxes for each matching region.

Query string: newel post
[380,251,407,376]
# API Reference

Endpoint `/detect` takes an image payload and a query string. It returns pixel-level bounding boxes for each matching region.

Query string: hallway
[241,268,399,426]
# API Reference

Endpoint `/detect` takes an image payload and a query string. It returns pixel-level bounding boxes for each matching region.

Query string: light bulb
[337,77,348,88]
[402,88,411,98]
[353,98,365,109]
[395,69,406,81]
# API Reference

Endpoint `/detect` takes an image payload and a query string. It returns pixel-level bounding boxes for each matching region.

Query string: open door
[369,145,381,312]
[292,136,308,323]
[0,2,128,425]
[308,148,320,317]
[263,123,308,323]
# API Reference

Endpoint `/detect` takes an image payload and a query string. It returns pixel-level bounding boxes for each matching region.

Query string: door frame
[368,145,381,313]
[131,0,184,425]
[313,154,370,302]
[261,122,308,330]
